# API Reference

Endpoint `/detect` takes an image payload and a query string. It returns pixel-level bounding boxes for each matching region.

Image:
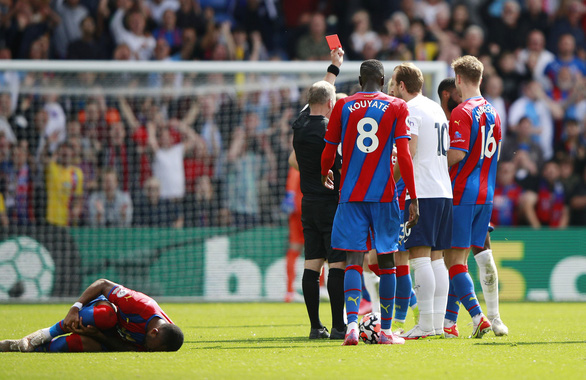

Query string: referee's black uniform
[292,105,346,337]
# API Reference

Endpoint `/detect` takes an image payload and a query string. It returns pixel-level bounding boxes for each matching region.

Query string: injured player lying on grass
[0,278,183,352]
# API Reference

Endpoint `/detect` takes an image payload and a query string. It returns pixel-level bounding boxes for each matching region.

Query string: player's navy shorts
[331,201,401,254]
[301,198,346,263]
[451,204,493,249]
[404,198,453,251]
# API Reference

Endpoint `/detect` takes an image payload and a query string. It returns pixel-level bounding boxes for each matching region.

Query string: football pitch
[1,302,584,379]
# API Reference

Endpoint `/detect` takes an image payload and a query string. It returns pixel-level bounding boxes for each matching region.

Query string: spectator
[295,13,330,61]
[520,160,569,228]
[483,75,508,139]
[554,118,586,163]
[110,6,156,60]
[544,34,586,95]
[460,25,489,60]
[88,169,133,227]
[44,141,84,227]
[175,0,206,36]
[379,11,414,61]
[568,164,586,225]
[147,118,198,201]
[0,192,8,226]
[520,0,550,37]
[410,18,438,61]
[547,0,586,55]
[133,176,183,227]
[225,111,274,227]
[349,10,382,60]
[500,116,544,189]
[415,0,450,27]
[515,29,555,90]
[146,0,180,25]
[446,2,472,40]
[484,0,529,57]
[491,161,524,226]
[66,15,106,60]
[36,93,67,159]
[152,9,182,54]
[0,92,18,143]
[508,80,563,160]
[52,0,89,59]
[4,142,35,225]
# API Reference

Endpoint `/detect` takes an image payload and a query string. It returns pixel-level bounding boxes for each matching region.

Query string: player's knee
[93,304,117,329]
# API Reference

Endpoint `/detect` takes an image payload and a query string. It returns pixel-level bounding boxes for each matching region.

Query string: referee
[290,48,346,339]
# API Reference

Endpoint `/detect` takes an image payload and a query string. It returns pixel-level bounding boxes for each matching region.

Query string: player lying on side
[0,278,184,352]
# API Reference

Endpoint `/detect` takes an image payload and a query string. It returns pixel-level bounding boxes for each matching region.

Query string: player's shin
[344,265,363,330]
[432,258,449,333]
[302,269,323,329]
[410,257,435,332]
[393,265,412,324]
[449,264,483,318]
[327,267,346,332]
[474,249,500,319]
[379,268,397,334]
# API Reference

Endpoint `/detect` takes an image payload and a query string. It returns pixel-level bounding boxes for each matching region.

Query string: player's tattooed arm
[63,279,118,330]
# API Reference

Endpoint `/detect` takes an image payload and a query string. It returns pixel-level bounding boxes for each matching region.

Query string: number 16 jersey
[324,91,411,203]
[449,96,502,206]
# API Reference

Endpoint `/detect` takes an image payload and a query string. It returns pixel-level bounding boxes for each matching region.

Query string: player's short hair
[308,80,335,106]
[360,59,384,84]
[393,62,424,94]
[437,77,456,98]
[451,55,483,85]
[158,324,184,351]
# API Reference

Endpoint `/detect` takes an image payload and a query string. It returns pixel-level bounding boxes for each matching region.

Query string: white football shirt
[405,94,453,199]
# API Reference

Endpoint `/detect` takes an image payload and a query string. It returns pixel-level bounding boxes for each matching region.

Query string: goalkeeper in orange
[282,166,305,303]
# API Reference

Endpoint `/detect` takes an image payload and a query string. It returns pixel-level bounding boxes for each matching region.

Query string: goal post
[0,60,447,302]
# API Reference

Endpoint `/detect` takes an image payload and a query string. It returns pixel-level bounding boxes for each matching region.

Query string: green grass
[0,302,584,379]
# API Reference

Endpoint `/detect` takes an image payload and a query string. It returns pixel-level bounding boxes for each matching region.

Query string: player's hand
[63,307,81,332]
[321,170,335,190]
[70,317,102,338]
[406,198,419,229]
[330,47,344,67]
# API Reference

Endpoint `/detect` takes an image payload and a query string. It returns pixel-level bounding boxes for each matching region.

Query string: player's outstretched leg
[449,264,491,338]
[0,339,21,352]
[19,299,117,352]
[34,334,105,352]
[432,257,449,336]
[474,248,508,336]
[342,263,362,345]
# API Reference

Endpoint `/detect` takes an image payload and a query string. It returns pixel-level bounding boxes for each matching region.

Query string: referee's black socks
[327,268,346,331]
[302,269,323,329]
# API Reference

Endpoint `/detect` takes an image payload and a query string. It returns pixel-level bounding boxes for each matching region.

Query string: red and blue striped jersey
[107,285,174,349]
[324,92,410,203]
[449,96,502,205]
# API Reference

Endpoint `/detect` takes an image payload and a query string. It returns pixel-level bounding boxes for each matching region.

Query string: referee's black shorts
[301,197,346,263]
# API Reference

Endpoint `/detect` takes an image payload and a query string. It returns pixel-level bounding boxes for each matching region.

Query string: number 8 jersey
[449,96,502,206]
[324,91,410,203]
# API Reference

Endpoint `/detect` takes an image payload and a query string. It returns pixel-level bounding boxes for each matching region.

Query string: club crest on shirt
[113,286,129,298]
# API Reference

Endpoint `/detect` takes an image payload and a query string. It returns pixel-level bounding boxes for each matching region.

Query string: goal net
[0,60,446,301]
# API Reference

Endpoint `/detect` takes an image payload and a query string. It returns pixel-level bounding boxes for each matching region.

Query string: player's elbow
[447,149,466,167]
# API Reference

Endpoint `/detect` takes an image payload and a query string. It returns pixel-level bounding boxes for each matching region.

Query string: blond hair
[451,55,483,85]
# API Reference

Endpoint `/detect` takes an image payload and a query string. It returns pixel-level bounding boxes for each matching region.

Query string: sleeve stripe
[324,138,339,145]
[395,135,411,140]
[450,147,469,153]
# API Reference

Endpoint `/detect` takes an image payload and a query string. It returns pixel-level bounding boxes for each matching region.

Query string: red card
[326,34,342,50]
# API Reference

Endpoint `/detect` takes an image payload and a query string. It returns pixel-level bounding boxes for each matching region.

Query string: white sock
[410,257,434,332]
[363,269,380,314]
[347,321,358,333]
[41,328,52,340]
[472,313,484,325]
[382,328,392,335]
[431,258,449,332]
[474,249,500,319]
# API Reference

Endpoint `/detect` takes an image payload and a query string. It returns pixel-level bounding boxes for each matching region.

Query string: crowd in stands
[0,0,585,228]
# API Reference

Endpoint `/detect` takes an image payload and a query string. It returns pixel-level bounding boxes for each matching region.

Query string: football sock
[409,288,418,308]
[327,268,346,331]
[363,269,380,314]
[432,258,449,332]
[344,265,363,325]
[410,257,434,331]
[302,269,323,329]
[445,277,460,323]
[36,334,84,353]
[394,265,411,322]
[449,264,482,318]
[474,249,500,319]
[368,263,380,276]
[286,248,301,294]
[48,304,117,338]
[379,268,396,331]
[361,274,371,302]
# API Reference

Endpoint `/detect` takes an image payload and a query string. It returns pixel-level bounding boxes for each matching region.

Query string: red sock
[368,263,380,276]
[65,334,84,352]
[286,249,301,293]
